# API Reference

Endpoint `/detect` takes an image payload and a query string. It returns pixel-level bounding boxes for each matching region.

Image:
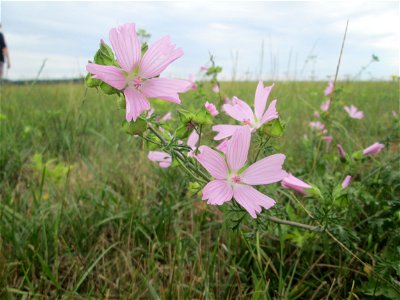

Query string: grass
[0,80,399,299]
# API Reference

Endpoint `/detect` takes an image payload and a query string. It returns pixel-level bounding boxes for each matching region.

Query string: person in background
[0,24,11,79]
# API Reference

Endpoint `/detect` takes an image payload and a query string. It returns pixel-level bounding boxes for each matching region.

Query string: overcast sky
[1,1,398,81]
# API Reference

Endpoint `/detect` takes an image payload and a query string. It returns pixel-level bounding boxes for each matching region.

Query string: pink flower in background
[212,84,220,93]
[344,105,364,119]
[324,81,334,96]
[313,111,320,118]
[216,139,228,154]
[341,175,352,189]
[337,144,346,159]
[188,74,198,90]
[86,23,191,122]
[196,126,287,218]
[205,101,219,117]
[281,174,312,195]
[148,151,172,168]
[200,65,209,72]
[213,81,278,140]
[322,135,333,150]
[187,130,199,157]
[363,143,384,156]
[161,112,172,122]
[309,121,325,131]
[320,99,331,111]
[392,111,398,117]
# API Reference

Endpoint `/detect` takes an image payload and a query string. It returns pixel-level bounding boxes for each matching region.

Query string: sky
[1,1,399,81]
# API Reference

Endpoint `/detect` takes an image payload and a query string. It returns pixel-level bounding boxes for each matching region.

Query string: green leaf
[175,124,190,139]
[264,118,285,138]
[177,109,195,123]
[122,118,148,136]
[352,150,364,160]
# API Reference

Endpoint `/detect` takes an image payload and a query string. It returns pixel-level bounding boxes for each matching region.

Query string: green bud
[85,73,101,88]
[307,185,323,200]
[264,118,285,138]
[188,182,201,195]
[100,82,120,95]
[193,108,213,125]
[122,118,148,136]
[176,124,190,139]
[178,109,195,123]
[352,150,364,161]
[94,40,116,66]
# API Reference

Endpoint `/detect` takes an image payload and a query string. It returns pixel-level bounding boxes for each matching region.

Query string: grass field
[1,80,399,299]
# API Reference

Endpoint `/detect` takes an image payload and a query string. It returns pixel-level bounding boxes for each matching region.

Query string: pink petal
[187,130,199,150]
[124,88,150,121]
[281,173,311,194]
[202,180,233,205]
[195,146,228,179]
[233,184,276,218]
[320,99,331,112]
[109,23,141,73]
[254,81,274,120]
[139,36,184,78]
[212,124,242,140]
[363,142,384,155]
[86,63,126,90]
[148,151,172,168]
[140,77,191,104]
[226,125,251,172]
[223,97,254,124]
[216,139,228,154]
[241,154,287,185]
[341,175,352,189]
[261,99,279,125]
[161,112,172,121]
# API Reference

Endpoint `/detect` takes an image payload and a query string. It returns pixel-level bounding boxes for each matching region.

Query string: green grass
[0,80,399,299]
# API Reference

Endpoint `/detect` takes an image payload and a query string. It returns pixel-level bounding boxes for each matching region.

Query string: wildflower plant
[85,22,400,295]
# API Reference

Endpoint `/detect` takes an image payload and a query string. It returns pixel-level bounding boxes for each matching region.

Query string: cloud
[2,1,398,80]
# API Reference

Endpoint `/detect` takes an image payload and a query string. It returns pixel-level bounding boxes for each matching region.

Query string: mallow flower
[344,105,364,119]
[148,151,172,168]
[212,81,278,140]
[363,142,384,156]
[196,126,287,218]
[187,130,199,157]
[86,23,191,122]
[324,81,334,96]
[205,101,219,117]
[281,173,312,195]
[341,175,352,189]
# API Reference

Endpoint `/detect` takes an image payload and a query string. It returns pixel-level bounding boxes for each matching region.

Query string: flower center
[242,118,251,125]
[133,77,142,89]
[232,175,241,183]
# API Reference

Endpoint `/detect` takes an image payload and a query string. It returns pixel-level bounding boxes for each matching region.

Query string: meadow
[0,80,399,299]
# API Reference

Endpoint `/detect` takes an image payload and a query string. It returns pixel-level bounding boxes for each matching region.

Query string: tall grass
[0,80,399,298]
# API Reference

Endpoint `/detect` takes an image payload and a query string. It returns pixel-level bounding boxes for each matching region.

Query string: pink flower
[341,175,352,189]
[344,105,364,119]
[196,126,287,218]
[161,112,172,122]
[212,81,278,140]
[281,173,312,195]
[188,74,198,90]
[337,144,346,159]
[216,139,228,154]
[223,96,232,105]
[324,81,334,96]
[205,101,219,117]
[309,121,325,131]
[86,23,191,122]
[212,84,220,93]
[200,65,209,72]
[187,130,199,157]
[363,142,384,156]
[320,99,331,111]
[322,135,333,150]
[313,111,320,118]
[148,151,172,168]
